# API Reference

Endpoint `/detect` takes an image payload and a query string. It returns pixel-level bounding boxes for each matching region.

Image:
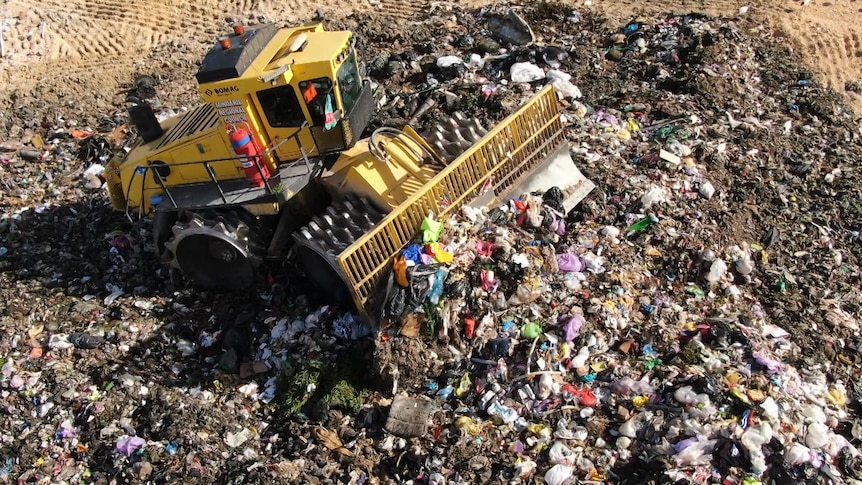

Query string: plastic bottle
[626,215,657,235]
[428,267,449,304]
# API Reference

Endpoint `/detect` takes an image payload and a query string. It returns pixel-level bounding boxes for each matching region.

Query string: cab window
[298,78,334,125]
[337,49,361,114]
[257,84,305,127]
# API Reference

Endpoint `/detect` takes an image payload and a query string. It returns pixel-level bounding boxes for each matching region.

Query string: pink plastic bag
[557,253,583,272]
[475,241,495,257]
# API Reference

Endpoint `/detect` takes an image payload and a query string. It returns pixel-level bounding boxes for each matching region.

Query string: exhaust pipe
[128,103,164,143]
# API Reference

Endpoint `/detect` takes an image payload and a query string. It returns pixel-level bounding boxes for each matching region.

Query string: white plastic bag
[436,55,463,68]
[511,62,545,83]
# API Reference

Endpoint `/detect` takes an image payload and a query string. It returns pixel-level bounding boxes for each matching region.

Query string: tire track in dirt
[372,0,431,21]
[0,0,427,102]
[575,0,745,22]
[759,0,862,114]
[1,0,859,116]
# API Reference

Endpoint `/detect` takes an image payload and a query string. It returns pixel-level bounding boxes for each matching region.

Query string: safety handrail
[123,122,315,220]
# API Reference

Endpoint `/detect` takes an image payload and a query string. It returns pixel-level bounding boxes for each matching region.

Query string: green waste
[277,353,371,415]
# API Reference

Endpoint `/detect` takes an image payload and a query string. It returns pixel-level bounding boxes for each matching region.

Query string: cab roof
[195,24,351,85]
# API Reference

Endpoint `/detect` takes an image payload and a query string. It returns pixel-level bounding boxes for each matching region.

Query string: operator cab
[197,23,374,163]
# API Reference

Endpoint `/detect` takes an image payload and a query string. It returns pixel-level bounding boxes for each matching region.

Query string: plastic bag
[640,187,669,209]
[445,278,468,299]
[481,267,497,291]
[475,240,495,257]
[115,436,146,456]
[385,286,409,318]
[562,314,584,342]
[542,186,565,212]
[548,211,566,235]
[548,441,576,466]
[436,56,463,68]
[425,242,453,263]
[393,255,409,287]
[421,215,444,243]
[699,180,716,199]
[384,264,441,318]
[674,437,718,467]
[550,76,582,99]
[510,62,545,83]
[521,321,542,339]
[401,244,424,264]
[544,464,574,485]
[557,253,583,272]
[705,259,727,283]
[487,207,509,224]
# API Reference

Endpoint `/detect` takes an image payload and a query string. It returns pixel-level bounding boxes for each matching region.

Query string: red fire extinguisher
[229,127,270,187]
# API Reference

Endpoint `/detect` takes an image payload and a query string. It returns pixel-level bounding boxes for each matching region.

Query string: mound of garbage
[1,2,861,483]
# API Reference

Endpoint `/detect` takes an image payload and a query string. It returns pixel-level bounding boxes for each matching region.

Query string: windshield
[337,48,361,114]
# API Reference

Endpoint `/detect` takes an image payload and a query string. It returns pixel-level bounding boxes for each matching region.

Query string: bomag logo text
[214,86,240,94]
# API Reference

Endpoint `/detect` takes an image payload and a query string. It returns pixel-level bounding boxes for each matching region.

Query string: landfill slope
[1,1,862,485]
[1,0,861,112]
[765,0,862,112]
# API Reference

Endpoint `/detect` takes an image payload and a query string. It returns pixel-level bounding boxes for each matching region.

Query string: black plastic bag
[386,285,409,318]
[407,264,439,306]
[384,264,440,319]
[487,207,509,225]
[542,186,565,213]
[444,278,468,299]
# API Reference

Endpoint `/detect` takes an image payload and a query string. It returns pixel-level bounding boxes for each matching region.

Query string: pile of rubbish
[0,2,861,483]
[375,184,859,484]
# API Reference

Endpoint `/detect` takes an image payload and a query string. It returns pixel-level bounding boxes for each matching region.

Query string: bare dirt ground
[1,0,861,115]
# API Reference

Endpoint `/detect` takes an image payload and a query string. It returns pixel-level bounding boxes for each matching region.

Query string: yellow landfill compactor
[105,23,594,320]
